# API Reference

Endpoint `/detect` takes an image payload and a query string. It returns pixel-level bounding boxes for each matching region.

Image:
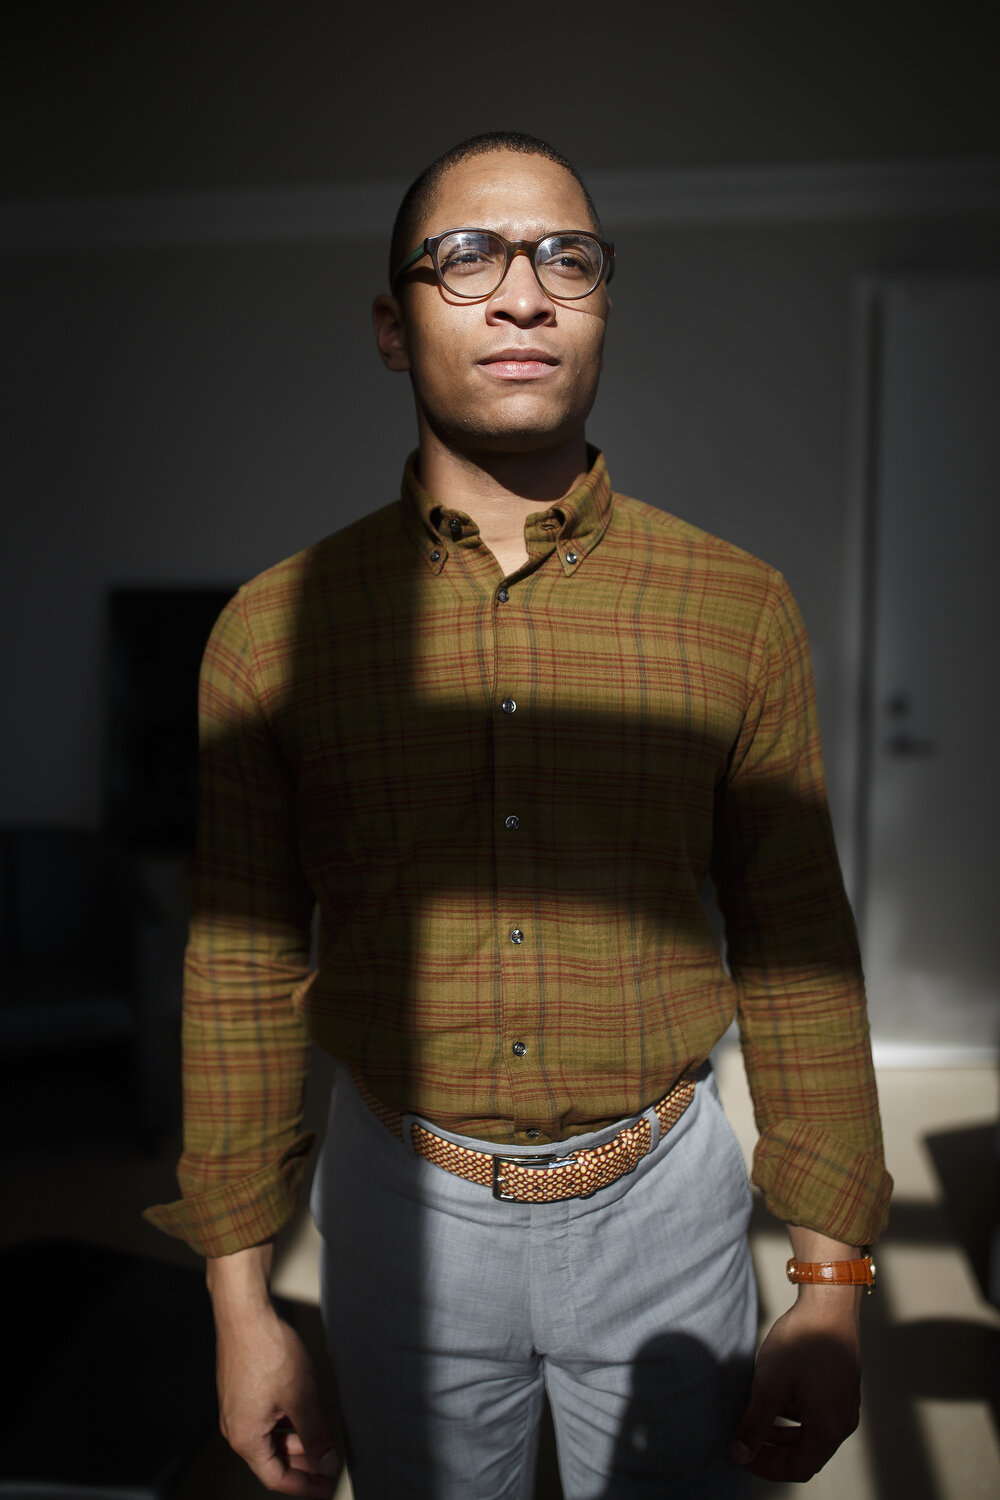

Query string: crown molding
[2,160,999,254]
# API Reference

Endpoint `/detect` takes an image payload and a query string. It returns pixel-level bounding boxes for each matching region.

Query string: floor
[2,1044,997,1499]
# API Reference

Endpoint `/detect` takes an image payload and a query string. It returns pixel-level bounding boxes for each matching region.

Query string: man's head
[387,132,603,287]
[373,133,611,464]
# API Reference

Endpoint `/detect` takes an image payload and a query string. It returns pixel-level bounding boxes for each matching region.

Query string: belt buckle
[492,1151,578,1202]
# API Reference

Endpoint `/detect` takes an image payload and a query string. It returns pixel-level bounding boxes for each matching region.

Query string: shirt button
[565,550,579,565]
[512,1041,527,1057]
[510,928,524,945]
[504,814,520,830]
[541,519,558,532]
[525,1128,540,1139]
[501,697,517,714]
[497,587,510,603]
[449,519,463,538]
[429,549,441,562]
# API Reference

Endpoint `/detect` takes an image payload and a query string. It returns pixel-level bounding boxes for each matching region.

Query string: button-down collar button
[525,1128,540,1139]
[504,814,520,830]
[497,587,510,603]
[510,928,524,945]
[501,697,517,715]
[449,518,463,538]
[512,1040,527,1056]
[565,550,579,565]
[429,548,441,563]
[541,519,559,532]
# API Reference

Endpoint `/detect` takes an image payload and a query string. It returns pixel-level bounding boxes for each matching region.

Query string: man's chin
[459,426,573,456]
[428,406,590,458]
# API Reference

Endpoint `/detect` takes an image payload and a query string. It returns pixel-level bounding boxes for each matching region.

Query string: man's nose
[486,252,555,325]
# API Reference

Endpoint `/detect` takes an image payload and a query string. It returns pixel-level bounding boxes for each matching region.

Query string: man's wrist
[205,1241,276,1321]
[783,1224,870,1324]
[785,1224,862,1261]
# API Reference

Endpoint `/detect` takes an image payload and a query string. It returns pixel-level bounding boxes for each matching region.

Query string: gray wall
[5,3,999,195]
[3,4,1000,840]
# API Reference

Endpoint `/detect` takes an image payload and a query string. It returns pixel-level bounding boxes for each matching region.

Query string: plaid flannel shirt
[145,450,891,1256]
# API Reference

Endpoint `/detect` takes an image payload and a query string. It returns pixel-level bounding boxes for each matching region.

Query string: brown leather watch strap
[786,1254,877,1292]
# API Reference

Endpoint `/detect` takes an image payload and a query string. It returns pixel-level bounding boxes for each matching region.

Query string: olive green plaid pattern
[145,451,891,1257]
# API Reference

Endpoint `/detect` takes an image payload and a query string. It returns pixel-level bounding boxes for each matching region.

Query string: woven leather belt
[353,1071,697,1204]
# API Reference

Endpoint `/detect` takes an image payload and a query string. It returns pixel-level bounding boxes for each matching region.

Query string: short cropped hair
[388,131,602,286]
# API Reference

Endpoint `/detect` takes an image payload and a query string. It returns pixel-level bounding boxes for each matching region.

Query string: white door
[859,276,1000,1052]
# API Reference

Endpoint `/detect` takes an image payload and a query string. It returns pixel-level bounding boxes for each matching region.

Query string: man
[147,132,891,1498]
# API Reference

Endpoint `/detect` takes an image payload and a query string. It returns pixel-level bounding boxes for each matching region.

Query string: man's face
[376,151,610,458]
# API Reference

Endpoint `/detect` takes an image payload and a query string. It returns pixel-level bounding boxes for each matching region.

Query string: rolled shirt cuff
[751,1119,892,1246]
[143,1131,315,1258]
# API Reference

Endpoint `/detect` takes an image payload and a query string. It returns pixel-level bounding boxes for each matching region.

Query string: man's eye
[444,250,490,270]
[539,239,600,280]
[541,254,593,281]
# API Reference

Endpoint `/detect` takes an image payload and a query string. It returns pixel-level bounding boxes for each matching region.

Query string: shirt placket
[491,519,564,1141]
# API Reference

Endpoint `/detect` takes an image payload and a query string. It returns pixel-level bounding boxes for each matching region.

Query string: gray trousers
[311,1066,756,1499]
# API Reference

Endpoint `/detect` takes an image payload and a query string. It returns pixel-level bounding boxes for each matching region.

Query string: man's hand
[730,1229,863,1483]
[208,1244,340,1498]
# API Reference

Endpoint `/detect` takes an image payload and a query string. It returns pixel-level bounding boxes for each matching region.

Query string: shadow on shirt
[175,495,882,1493]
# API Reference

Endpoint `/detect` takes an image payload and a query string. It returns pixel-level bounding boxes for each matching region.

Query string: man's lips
[477,348,560,381]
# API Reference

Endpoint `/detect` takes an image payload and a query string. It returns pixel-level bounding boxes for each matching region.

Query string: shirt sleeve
[711,573,892,1246]
[143,590,316,1258]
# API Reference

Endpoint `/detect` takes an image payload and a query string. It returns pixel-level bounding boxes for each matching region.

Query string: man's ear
[372,294,410,372]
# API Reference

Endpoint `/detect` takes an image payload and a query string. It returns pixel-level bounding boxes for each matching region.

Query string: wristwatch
[786,1252,877,1293]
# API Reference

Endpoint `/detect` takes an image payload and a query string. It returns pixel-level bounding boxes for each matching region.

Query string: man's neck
[417,430,590,577]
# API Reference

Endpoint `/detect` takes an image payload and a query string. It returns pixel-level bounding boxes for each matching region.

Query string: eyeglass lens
[435,232,605,299]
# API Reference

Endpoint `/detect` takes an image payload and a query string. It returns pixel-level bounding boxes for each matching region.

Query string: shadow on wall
[740,1115,1000,1500]
[924,1120,1000,1308]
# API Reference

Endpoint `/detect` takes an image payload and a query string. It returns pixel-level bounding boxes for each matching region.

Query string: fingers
[275,1428,341,1476]
[215,1311,341,1496]
[275,1426,340,1477]
[732,1390,854,1481]
[251,1441,339,1498]
[223,1402,339,1495]
[739,1422,839,1483]
[282,1387,340,1479]
[731,1299,862,1482]
[730,1359,787,1471]
[245,1412,338,1496]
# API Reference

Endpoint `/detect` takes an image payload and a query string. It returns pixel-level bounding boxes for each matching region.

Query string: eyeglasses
[392,228,615,300]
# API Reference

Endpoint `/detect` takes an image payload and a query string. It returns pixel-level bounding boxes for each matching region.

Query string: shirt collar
[400,446,614,576]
